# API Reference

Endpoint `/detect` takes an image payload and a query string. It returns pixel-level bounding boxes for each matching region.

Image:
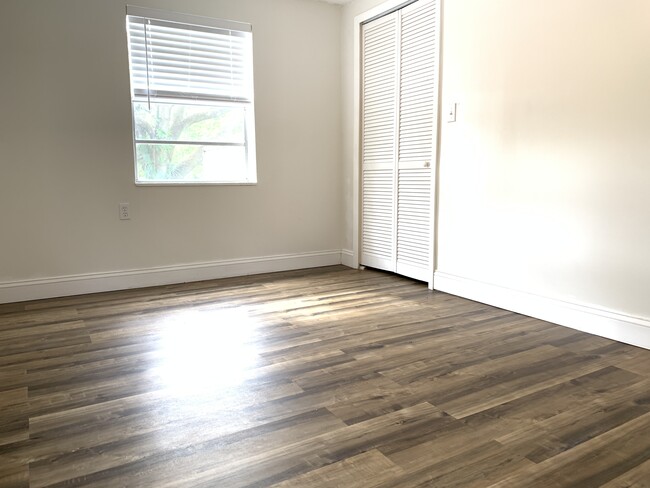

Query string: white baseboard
[341,249,356,268]
[0,250,344,304]
[434,271,650,350]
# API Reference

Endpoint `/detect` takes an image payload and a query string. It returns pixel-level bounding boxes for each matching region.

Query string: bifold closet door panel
[396,0,436,282]
[361,12,398,272]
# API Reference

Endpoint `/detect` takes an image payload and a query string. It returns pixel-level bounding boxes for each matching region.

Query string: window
[126,6,256,184]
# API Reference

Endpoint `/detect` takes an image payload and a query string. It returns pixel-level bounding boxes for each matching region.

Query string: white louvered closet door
[361,0,437,282]
[361,13,398,272]
[396,0,436,282]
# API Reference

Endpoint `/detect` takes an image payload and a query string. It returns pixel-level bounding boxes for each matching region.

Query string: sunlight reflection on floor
[152,307,260,397]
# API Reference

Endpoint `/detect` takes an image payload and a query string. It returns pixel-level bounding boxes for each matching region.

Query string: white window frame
[125,6,257,185]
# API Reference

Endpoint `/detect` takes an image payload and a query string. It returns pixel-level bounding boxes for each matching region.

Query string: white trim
[429,0,442,291]
[434,271,650,350]
[351,9,362,270]
[341,249,355,268]
[0,251,343,304]
[358,0,418,24]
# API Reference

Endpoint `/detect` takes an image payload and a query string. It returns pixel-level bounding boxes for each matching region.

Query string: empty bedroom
[1,0,649,486]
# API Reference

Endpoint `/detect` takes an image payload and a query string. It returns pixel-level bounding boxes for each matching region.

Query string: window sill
[135,181,258,187]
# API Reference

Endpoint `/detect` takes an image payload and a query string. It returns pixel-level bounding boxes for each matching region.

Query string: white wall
[342,0,650,343]
[0,0,342,295]
[437,0,650,319]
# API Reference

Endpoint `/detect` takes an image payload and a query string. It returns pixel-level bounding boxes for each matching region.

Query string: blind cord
[144,18,151,110]
[229,30,234,95]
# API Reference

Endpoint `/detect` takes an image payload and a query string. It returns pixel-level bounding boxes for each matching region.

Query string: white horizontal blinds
[395,0,436,282]
[126,9,253,103]
[398,0,436,164]
[361,13,398,271]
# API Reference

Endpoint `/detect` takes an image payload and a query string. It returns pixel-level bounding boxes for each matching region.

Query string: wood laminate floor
[1,266,649,487]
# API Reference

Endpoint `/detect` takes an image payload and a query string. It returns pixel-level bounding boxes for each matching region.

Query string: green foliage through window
[133,102,248,182]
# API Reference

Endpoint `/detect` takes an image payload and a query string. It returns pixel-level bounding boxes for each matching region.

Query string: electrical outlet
[119,203,130,220]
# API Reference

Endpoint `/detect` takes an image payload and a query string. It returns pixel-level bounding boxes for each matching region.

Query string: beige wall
[0,0,342,282]
[342,0,650,318]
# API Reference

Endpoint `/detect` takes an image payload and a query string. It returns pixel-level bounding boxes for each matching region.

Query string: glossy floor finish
[1,266,649,487]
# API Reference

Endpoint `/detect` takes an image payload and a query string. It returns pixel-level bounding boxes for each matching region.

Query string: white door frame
[352,0,442,289]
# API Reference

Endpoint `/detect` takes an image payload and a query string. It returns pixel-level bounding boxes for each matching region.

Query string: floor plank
[269,450,403,488]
